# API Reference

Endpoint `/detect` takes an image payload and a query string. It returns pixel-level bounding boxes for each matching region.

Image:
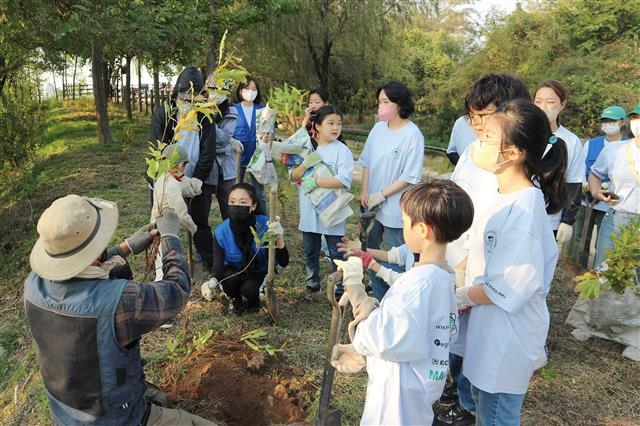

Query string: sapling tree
[574,219,640,299]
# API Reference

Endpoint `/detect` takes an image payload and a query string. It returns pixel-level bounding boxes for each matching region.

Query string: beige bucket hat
[29,195,118,281]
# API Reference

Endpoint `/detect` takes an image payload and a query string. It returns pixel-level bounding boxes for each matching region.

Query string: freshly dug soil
[163,335,308,426]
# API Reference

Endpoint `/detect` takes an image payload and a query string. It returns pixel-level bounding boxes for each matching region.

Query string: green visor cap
[598,105,626,120]
[627,103,640,117]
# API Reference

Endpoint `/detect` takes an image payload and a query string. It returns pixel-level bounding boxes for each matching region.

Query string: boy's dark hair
[236,76,262,105]
[464,73,530,113]
[400,179,474,243]
[375,81,415,119]
[495,99,568,214]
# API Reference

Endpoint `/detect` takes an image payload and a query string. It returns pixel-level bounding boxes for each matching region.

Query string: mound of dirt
[163,335,308,426]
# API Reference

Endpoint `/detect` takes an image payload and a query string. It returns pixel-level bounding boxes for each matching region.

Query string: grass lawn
[0,100,638,425]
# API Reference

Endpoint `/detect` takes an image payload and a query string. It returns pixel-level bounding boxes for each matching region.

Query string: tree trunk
[92,42,112,144]
[124,55,132,120]
[62,59,67,100]
[206,0,217,75]
[137,56,142,113]
[153,64,160,109]
[52,71,58,101]
[72,56,78,100]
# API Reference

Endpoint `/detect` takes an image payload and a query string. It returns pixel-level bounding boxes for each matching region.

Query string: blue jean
[303,233,343,287]
[470,384,524,426]
[594,209,639,266]
[367,220,404,250]
[450,353,475,412]
[368,262,404,300]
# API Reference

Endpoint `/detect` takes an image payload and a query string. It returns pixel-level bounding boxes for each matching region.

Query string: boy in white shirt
[331,179,474,425]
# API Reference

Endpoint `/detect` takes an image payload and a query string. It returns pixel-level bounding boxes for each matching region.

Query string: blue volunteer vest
[24,272,146,426]
[214,215,269,273]
[233,102,264,166]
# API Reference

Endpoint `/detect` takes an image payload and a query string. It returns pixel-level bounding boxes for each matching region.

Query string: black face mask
[228,205,252,222]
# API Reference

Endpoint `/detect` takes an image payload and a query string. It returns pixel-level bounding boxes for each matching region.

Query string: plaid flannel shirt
[114,236,191,347]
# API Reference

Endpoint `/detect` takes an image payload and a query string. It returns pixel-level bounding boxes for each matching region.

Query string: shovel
[577,199,596,268]
[358,206,377,251]
[265,184,281,322]
[316,271,345,426]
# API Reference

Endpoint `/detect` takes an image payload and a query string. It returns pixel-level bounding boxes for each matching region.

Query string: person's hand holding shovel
[333,257,379,340]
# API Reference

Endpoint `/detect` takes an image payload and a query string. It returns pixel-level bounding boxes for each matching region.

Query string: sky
[473,0,519,17]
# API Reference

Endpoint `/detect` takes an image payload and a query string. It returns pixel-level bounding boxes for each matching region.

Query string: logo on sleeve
[484,230,497,250]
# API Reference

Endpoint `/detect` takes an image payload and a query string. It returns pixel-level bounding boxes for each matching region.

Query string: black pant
[189,188,217,268]
[220,268,263,308]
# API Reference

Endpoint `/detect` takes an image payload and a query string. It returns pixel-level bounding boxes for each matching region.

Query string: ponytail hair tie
[543,135,557,158]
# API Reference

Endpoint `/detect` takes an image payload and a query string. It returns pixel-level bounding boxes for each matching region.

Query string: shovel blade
[265,284,281,322]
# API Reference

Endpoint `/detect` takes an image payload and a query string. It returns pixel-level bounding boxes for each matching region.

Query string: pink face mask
[378,104,398,122]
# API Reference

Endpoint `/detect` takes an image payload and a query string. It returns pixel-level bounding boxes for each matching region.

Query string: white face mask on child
[601,123,620,136]
[629,119,640,137]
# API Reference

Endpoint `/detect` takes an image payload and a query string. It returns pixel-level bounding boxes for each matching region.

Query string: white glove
[556,222,573,245]
[201,277,220,301]
[456,286,477,309]
[331,344,365,373]
[367,190,386,209]
[334,257,379,340]
[267,216,284,237]
[231,138,244,154]
[181,177,203,199]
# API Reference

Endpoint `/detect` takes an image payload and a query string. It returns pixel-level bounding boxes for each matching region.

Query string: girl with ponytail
[454,99,566,425]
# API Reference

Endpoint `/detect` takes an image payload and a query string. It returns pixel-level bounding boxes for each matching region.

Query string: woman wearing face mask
[359,81,425,250]
[533,81,584,246]
[211,183,288,315]
[588,103,640,266]
[456,99,567,425]
[570,105,630,267]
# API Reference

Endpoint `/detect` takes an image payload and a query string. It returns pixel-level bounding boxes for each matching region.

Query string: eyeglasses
[467,111,495,126]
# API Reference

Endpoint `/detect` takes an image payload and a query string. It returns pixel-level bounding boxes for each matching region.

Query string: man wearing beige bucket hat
[24,194,217,425]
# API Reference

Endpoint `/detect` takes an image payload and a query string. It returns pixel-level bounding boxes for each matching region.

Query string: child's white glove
[334,257,379,340]
[367,190,386,209]
[201,277,220,301]
[456,286,477,309]
[181,177,203,199]
[331,344,365,373]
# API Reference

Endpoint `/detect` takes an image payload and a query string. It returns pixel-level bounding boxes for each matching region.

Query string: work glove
[180,177,203,199]
[337,237,374,268]
[231,138,244,154]
[155,208,180,239]
[334,257,380,340]
[556,222,573,246]
[201,277,220,301]
[267,216,284,237]
[302,151,322,169]
[330,344,365,373]
[301,176,318,193]
[367,190,386,209]
[125,223,155,255]
[456,286,477,310]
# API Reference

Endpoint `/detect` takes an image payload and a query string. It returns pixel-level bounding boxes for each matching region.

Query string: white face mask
[601,123,621,136]
[630,119,640,137]
[241,89,258,102]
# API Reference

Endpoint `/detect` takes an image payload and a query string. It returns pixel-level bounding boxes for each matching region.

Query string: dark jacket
[150,65,216,182]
